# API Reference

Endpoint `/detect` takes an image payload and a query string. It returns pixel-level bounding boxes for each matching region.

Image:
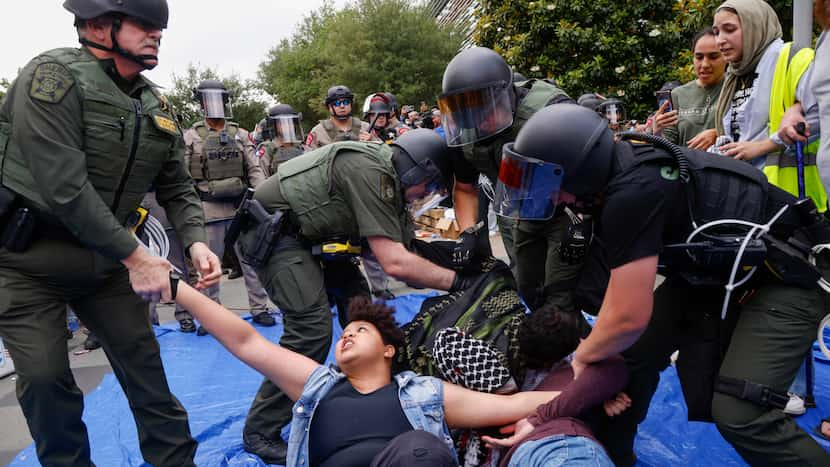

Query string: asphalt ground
[0,233,508,465]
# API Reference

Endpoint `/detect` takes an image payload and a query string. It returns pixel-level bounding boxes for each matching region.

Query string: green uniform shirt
[0,48,205,259]
[254,148,409,244]
[663,79,724,146]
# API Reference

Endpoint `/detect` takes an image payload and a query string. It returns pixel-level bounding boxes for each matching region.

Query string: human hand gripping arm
[170,280,316,401]
[572,256,658,378]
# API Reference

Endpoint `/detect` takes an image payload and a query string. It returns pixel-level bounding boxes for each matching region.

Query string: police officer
[305,85,375,149]
[240,130,480,463]
[178,80,273,333]
[256,103,305,177]
[438,46,580,311]
[0,1,222,465]
[596,97,627,133]
[365,93,408,143]
[381,91,408,132]
[497,104,830,466]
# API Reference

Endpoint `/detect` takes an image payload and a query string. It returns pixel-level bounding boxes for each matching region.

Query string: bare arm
[442,382,560,429]
[453,181,480,230]
[368,236,456,290]
[174,283,316,401]
[572,256,657,377]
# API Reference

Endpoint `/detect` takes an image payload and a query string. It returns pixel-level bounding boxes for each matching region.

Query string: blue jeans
[508,435,614,467]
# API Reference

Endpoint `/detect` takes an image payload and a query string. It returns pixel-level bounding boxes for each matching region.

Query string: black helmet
[324,85,354,105]
[64,0,169,29]
[577,93,605,112]
[509,104,614,197]
[367,96,392,115]
[512,71,528,83]
[439,47,515,146]
[596,98,626,125]
[382,92,399,117]
[268,103,298,117]
[392,129,453,192]
[193,80,232,119]
[266,103,304,143]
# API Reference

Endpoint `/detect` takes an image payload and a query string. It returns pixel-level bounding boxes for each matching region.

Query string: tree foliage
[476,0,801,119]
[258,0,464,123]
[165,64,272,131]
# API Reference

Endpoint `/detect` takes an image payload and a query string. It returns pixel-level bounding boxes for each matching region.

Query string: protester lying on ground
[171,281,562,467]
[482,304,630,467]
[653,28,725,149]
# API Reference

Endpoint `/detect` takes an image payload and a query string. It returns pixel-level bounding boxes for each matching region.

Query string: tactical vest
[0,48,180,225]
[190,121,245,182]
[614,142,768,228]
[277,141,399,241]
[269,143,304,174]
[764,42,827,212]
[464,79,569,181]
[321,117,363,143]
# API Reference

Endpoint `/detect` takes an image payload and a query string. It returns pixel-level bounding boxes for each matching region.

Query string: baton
[795,122,807,200]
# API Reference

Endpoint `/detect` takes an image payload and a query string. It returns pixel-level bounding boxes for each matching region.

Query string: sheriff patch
[153,114,180,136]
[380,173,396,203]
[29,62,74,104]
[305,132,315,147]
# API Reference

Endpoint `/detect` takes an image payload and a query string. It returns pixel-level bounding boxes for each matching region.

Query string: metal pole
[794,0,814,50]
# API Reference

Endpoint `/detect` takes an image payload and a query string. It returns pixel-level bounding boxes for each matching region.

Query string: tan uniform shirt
[305,117,376,149]
[183,121,265,221]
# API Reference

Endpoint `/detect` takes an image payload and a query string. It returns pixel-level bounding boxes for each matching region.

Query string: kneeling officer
[493,104,830,466]
[236,129,480,463]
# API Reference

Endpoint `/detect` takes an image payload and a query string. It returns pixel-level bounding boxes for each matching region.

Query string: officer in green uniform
[257,103,305,177]
[177,80,272,334]
[499,104,830,466]
[438,46,581,311]
[240,129,480,463]
[0,1,222,465]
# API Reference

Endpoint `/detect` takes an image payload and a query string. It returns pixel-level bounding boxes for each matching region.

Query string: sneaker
[784,393,806,416]
[252,312,277,327]
[243,432,287,465]
[179,318,197,333]
[228,269,243,280]
[83,332,102,351]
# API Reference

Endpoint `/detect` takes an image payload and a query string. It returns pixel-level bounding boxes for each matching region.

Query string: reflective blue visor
[494,143,563,220]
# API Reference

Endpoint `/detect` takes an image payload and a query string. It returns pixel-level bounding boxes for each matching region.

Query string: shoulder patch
[29,62,75,104]
[380,173,396,203]
[257,146,266,158]
[306,132,316,147]
[153,114,180,135]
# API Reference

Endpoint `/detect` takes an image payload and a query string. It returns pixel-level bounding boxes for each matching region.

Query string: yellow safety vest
[765,42,827,212]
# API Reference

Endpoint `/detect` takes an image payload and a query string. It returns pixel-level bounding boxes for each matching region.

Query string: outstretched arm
[442,382,560,429]
[174,283,316,400]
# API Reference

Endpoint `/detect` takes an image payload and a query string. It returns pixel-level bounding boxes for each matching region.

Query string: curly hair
[518,304,582,370]
[347,296,405,348]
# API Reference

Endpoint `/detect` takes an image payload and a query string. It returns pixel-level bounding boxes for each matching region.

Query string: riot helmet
[367,95,392,125]
[383,92,399,118]
[325,85,354,121]
[392,129,453,199]
[64,0,168,70]
[577,93,605,112]
[193,80,232,119]
[439,47,515,147]
[597,98,626,127]
[266,103,303,144]
[495,104,614,220]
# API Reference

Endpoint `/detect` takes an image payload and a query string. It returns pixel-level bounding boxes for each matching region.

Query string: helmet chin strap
[79,18,159,71]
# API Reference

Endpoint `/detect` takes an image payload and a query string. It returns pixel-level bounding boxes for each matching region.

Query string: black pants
[370,430,457,467]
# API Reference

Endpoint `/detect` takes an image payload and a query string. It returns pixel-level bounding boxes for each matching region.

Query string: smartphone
[656,90,673,112]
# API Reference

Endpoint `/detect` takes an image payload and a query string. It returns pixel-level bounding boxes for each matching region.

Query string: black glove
[169,270,181,300]
[450,272,479,293]
[452,222,489,269]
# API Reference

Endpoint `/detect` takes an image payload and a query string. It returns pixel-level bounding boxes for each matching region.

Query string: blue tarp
[10,293,830,466]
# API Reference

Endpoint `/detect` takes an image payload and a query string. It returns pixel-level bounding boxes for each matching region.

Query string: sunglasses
[333,99,352,107]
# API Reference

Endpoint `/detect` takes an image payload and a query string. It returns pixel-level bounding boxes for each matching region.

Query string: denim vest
[286,365,456,467]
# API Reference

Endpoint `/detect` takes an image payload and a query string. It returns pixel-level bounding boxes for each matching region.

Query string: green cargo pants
[0,235,196,467]
[242,234,370,441]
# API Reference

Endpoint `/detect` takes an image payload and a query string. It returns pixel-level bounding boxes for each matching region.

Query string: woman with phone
[652,27,725,149]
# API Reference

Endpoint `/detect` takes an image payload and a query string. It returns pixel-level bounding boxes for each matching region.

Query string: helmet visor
[603,104,625,125]
[438,82,513,147]
[494,144,563,220]
[200,89,232,119]
[270,115,303,144]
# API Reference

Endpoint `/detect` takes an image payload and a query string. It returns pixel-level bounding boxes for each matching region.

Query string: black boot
[179,318,197,333]
[252,312,277,327]
[83,332,102,351]
[243,432,287,465]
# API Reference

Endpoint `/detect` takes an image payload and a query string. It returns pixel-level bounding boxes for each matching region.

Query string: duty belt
[714,375,789,409]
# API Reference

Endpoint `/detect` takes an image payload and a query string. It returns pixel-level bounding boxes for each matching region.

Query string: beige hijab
[713,0,783,134]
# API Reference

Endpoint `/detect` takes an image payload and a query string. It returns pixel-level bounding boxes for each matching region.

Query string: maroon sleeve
[528,357,629,426]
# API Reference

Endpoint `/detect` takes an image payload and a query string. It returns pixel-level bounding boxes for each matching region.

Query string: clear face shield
[399,160,448,216]
[200,89,232,119]
[602,104,626,126]
[438,81,514,147]
[270,115,304,144]
[494,143,564,220]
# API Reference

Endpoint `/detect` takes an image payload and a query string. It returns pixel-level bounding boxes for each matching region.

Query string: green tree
[165,64,272,131]
[258,0,463,123]
[475,0,803,119]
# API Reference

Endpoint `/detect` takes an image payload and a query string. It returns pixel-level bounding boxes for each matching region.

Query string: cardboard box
[435,218,461,239]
